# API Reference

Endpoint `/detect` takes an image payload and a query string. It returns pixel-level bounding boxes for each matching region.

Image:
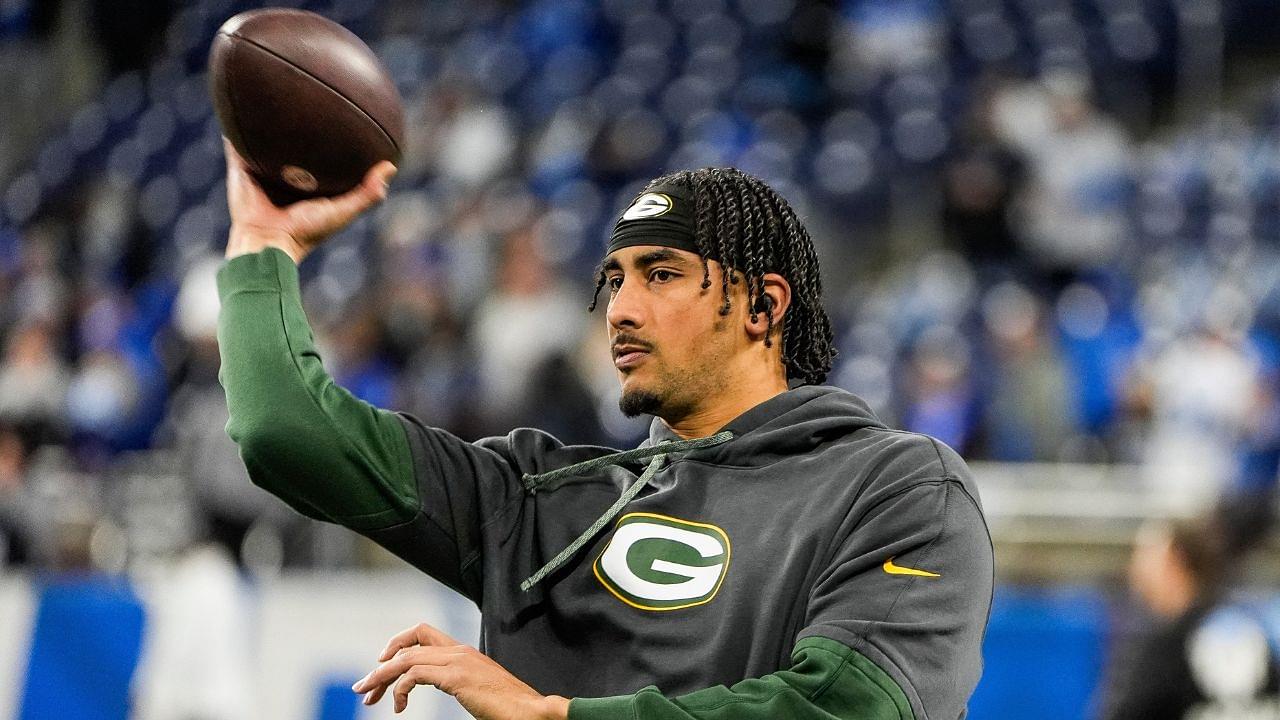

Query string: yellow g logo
[594,513,730,611]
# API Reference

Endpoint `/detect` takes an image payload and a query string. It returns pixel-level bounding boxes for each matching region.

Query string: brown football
[208,8,404,206]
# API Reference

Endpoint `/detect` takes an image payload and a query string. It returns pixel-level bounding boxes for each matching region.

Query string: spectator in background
[402,84,517,188]
[993,72,1132,287]
[1125,288,1261,510]
[835,0,942,78]
[388,276,484,438]
[1219,376,1280,556]
[10,222,68,328]
[471,223,584,432]
[1096,516,1280,720]
[324,303,398,410]
[0,424,30,563]
[979,282,1075,461]
[900,324,978,454]
[942,84,1026,274]
[64,349,139,458]
[0,322,69,447]
[160,257,288,565]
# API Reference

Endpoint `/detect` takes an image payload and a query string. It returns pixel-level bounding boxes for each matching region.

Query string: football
[208,8,404,206]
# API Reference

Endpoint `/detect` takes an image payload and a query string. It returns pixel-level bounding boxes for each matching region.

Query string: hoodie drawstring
[518,430,733,592]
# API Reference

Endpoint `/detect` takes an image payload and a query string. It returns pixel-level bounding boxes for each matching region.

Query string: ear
[745,273,791,343]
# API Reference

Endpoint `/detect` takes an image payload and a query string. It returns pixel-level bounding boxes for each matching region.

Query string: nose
[606,276,645,331]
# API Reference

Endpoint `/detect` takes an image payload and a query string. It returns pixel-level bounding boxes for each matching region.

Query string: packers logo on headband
[621,193,673,221]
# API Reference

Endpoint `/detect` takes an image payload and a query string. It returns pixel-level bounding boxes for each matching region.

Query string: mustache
[611,333,654,352]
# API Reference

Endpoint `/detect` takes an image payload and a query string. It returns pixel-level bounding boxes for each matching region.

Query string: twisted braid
[587,272,608,312]
[738,177,775,327]
[591,168,836,385]
[744,174,834,383]
[691,171,716,291]
[707,172,741,316]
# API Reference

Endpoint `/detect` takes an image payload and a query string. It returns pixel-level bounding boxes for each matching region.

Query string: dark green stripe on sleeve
[568,636,914,720]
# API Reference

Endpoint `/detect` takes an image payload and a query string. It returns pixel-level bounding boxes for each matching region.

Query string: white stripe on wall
[0,568,485,720]
[255,571,479,720]
[0,576,34,719]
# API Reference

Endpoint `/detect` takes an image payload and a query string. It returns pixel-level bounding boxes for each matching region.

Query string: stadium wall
[2,568,1278,720]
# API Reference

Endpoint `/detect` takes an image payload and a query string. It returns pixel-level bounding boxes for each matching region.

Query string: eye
[607,275,623,291]
[650,269,677,283]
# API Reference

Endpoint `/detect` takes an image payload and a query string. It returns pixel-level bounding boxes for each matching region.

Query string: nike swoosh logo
[883,557,940,578]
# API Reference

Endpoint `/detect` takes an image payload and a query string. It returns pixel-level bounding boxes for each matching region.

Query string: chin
[618,383,665,418]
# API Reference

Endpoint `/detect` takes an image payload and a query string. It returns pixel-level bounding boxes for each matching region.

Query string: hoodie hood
[644,385,887,467]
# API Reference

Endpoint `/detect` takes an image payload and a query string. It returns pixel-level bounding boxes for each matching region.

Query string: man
[217,142,994,719]
[1096,517,1280,719]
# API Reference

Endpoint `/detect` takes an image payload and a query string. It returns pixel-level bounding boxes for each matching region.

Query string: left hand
[351,622,570,719]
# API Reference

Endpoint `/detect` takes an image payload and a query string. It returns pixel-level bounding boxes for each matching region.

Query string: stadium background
[2,0,1280,717]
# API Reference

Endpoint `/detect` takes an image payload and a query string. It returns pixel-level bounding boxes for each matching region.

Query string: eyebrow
[600,248,694,275]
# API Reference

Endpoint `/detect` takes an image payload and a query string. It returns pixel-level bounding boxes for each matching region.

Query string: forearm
[216,247,417,530]
[569,637,913,720]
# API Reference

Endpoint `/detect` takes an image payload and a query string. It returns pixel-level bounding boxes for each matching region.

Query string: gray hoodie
[371,385,994,718]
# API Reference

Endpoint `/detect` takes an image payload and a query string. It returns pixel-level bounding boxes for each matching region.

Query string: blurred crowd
[1,0,1280,572]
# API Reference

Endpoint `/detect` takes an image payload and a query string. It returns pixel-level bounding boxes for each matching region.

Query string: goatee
[619,388,664,417]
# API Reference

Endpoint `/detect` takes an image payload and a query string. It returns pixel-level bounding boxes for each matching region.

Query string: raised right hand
[223,138,397,264]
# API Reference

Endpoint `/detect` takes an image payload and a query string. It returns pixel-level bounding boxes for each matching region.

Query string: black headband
[606,183,711,259]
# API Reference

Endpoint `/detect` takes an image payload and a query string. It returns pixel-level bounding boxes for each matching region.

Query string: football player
[217,143,993,719]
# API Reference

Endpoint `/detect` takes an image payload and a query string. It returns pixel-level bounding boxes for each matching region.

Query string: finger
[293,161,396,234]
[287,185,377,240]
[362,654,455,709]
[392,665,451,714]
[352,651,417,695]
[357,646,470,704]
[353,646,459,694]
[359,656,412,707]
[357,644,470,693]
[369,160,397,190]
[378,621,457,662]
[363,681,390,706]
[377,626,423,663]
[364,677,394,707]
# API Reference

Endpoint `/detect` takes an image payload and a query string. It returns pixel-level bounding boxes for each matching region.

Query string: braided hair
[591,168,836,386]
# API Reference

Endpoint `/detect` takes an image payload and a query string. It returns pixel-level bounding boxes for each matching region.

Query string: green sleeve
[215,247,417,531]
[568,636,914,720]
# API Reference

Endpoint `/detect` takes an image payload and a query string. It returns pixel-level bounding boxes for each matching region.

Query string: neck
[662,370,789,439]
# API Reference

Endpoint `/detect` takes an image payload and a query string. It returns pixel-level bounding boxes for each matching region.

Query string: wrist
[539,695,571,720]
[226,226,305,264]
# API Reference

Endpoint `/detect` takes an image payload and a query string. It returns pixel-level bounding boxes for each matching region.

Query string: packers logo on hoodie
[593,513,731,611]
